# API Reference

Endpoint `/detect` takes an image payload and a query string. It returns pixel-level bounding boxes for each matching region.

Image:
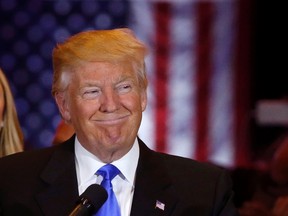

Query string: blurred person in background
[0,68,23,157]
[238,132,288,216]
[52,119,74,145]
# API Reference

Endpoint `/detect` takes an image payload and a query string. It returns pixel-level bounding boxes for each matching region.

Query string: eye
[117,83,132,94]
[86,89,100,94]
[82,88,101,99]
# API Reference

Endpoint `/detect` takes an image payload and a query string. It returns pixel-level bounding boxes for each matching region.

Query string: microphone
[69,184,108,216]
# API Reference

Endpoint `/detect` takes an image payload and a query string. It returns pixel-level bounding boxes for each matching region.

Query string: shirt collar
[75,136,139,187]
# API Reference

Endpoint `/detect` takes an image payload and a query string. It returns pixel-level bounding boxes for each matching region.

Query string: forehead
[72,61,137,81]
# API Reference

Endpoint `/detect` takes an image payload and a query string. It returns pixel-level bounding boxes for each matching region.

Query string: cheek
[120,94,139,108]
[73,100,99,118]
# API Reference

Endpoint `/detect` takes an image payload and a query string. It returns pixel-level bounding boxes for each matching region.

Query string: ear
[141,89,147,112]
[54,92,71,122]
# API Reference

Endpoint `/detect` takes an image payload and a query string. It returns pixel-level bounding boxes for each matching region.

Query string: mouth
[95,115,129,125]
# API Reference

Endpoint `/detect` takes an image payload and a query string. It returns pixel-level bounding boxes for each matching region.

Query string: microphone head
[80,184,108,213]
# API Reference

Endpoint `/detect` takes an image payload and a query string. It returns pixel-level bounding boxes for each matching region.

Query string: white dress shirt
[74,136,139,216]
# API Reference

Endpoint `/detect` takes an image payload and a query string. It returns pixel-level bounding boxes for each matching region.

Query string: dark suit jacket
[0,136,238,216]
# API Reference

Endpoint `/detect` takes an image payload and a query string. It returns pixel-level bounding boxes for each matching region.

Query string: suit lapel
[34,137,180,216]
[130,139,179,216]
[35,138,79,216]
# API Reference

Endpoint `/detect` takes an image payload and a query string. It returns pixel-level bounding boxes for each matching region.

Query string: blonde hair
[0,68,24,157]
[52,28,148,96]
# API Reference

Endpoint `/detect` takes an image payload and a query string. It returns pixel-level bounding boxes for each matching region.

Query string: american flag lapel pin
[155,200,165,211]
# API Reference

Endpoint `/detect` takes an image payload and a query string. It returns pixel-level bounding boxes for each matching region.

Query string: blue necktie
[95,164,121,216]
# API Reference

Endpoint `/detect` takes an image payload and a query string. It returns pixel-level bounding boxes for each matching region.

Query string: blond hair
[0,68,24,157]
[52,28,148,96]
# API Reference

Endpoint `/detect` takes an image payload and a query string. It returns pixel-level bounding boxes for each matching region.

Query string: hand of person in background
[52,120,74,145]
[272,196,288,216]
[238,200,271,216]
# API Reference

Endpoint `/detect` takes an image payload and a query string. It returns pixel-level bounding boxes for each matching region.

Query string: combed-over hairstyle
[52,28,148,96]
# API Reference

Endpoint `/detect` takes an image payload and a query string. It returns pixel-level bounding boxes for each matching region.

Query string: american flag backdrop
[131,0,252,168]
[0,0,252,168]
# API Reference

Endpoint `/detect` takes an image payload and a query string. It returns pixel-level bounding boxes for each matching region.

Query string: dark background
[251,0,288,159]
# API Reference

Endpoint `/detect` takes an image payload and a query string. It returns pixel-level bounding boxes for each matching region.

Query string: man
[0,28,238,216]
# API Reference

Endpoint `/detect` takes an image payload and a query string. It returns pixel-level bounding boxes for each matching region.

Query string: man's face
[56,61,147,162]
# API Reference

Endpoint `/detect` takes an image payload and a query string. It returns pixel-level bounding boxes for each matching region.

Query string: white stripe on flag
[209,1,236,167]
[129,1,156,150]
[167,2,196,158]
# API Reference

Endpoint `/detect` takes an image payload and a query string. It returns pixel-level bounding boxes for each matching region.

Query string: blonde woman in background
[0,68,23,157]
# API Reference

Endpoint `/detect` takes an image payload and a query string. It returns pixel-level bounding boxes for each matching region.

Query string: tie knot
[96,164,120,181]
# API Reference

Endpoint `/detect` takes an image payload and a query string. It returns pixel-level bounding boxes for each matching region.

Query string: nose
[99,88,119,113]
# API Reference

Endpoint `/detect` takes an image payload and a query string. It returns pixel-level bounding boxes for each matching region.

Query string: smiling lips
[95,114,129,125]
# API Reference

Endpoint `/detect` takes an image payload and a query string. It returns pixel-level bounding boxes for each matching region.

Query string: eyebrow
[81,75,136,87]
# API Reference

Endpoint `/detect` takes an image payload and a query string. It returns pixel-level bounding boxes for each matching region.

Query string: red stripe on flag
[154,2,171,153]
[195,2,214,161]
